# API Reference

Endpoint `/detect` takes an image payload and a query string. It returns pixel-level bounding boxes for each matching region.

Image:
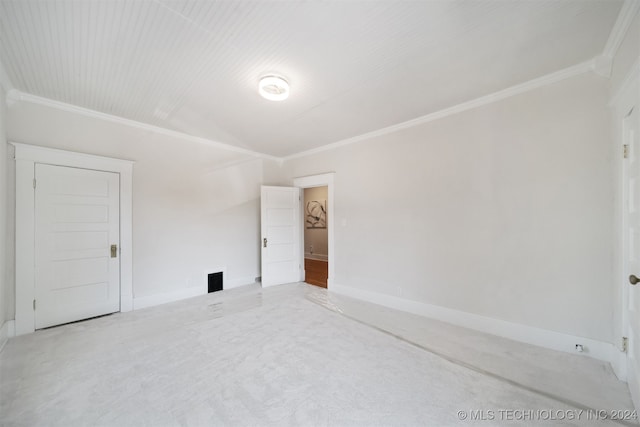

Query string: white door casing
[261,186,301,287]
[35,164,120,328]
[625,103,640,409]
[13,143,133,336]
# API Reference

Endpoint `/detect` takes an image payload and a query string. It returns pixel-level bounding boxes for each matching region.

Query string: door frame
[613,62,640,386]
[12,143,134,335]
[293,173,335,288]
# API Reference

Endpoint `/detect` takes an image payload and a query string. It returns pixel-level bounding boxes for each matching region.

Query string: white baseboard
[133,286,206,310]
[611,346,629,381]
[330,283,618,364]
[133,277,258,310]
[224,276,257,290]
[629,362,640,415]
[0,320,16,353]
[304,253,328,261]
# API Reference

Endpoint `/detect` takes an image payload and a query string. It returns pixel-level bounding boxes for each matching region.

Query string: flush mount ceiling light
[259,75,289,101]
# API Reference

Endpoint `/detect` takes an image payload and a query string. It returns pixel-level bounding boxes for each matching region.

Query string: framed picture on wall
[306,200,327,229]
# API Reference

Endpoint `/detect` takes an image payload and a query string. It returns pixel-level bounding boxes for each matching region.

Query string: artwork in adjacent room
[306,200,327,229]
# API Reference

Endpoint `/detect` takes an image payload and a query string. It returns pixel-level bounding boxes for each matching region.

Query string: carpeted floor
[0,283,635,426]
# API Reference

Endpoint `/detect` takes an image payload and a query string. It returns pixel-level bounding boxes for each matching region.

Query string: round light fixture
[259,75,289,101]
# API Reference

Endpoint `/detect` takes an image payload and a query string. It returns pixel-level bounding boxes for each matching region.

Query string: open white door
[35,164,120,328]
[261,186,301,287]
[625,103,640,409]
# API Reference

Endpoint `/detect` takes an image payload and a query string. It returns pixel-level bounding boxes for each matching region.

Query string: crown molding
[202,156,264,174]
[6,90,280,161]
[4,56,605,163]
[602,0,640,60]
[591,55,613,78]
[609,55,640,107]
[284,59,596,161]
[283,1,637,161]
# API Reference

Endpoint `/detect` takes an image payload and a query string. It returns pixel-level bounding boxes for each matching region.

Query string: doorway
[293,173,335,289]
[13,143,133,336]
[303,186,328,288]
[260,173,335,289]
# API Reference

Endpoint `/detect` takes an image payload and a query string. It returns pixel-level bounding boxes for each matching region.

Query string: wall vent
[208,272,223,293]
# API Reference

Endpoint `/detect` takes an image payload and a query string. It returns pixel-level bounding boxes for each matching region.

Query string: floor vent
[208,272,223,293]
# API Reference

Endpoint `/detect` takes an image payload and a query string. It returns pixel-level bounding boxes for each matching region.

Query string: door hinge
[624,145,630,159]
[623,336,628,353]
[33,299,36,310]
[33,178,36,189]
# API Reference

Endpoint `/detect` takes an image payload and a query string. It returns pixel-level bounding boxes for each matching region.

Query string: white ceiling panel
[0,0,624,157]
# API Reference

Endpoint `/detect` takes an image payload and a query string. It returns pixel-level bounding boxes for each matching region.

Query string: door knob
[630,275,640,285]
[263,238,267,248]
[110,244,118,258]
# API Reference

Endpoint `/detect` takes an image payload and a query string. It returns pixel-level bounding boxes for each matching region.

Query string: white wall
[304,186,328,258]
[282,72,613,343]
[6,100,265,312]
[0,51,624,352]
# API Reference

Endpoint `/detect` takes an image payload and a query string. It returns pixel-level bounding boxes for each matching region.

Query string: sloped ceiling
[0,0,623,157]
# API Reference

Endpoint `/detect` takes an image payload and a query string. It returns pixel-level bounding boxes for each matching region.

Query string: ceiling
[0,0,624,157]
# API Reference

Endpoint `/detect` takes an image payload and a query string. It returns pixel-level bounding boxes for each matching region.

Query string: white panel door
[35,164,120,329]
[626,104,640,409]
[261,186,300,287]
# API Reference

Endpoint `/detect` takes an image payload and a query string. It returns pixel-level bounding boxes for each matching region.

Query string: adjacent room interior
[1,0,640,424]
[304,186,328,288]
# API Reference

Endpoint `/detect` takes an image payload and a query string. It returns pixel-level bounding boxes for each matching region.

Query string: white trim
[331,283,617,363]
[133,276,255,309]
[630,364,640,413]
[602,0,640,60]
[4,58,602,163]
[304,253,328,262]
[613,96,631,382]
[133,286,205,310]
[610,56,640,107]
[611,65,640,401]
[224,276,257,290]
[591,55,613,78]
[203,157,264,174]
[284,60,595,161]
[293,173,335,288]
[612,349,629,382]
[11,143,134,335]
[0,320,16,353]
[6,90,280,162]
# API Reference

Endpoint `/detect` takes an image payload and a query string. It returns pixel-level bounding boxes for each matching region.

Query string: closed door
[261,186,301,287]
[35,164,120,329]
[625,104,640,408]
